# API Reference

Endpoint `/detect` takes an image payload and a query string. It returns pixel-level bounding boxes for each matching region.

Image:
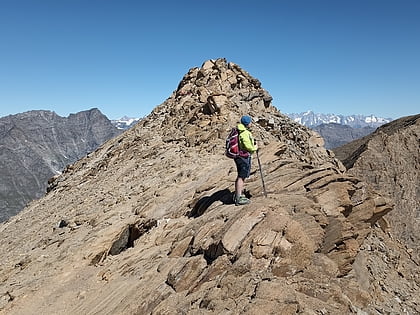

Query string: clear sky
[1,0,419,120]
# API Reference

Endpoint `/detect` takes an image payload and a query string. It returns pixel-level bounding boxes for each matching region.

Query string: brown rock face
[335,114,420,262]
[333,114,420,313]
[0,58,416,314]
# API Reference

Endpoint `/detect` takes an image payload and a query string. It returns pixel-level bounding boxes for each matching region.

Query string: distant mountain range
[286,111,393,128]
[286,111,393,149]
[111,111,393,130]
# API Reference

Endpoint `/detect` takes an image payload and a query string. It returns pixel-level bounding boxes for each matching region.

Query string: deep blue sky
[1,0,419,120]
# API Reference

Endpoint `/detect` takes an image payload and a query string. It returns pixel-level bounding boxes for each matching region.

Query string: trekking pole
[256,149,267,197]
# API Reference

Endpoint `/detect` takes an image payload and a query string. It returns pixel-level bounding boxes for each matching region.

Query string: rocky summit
[0,108,121,223]
[0,59,417,314]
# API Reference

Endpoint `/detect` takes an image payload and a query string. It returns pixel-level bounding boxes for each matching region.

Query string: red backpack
[225,128,240,158]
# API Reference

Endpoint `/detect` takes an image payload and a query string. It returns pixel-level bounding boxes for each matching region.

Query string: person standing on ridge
[233,115,258,206]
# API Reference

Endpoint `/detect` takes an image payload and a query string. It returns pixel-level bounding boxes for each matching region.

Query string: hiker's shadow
[188,188,233,218]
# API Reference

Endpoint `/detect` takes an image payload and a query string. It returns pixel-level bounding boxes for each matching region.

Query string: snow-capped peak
[286,111,392,128]
[111,116,141,130]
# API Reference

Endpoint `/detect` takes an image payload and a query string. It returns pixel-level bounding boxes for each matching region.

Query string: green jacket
[237,123,257,155]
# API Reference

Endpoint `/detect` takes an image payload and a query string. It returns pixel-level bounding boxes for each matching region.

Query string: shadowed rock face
[0,108,121,222]
[0,59,417,314]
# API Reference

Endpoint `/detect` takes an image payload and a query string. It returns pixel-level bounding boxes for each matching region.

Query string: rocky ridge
[0,108,121,222]
[0,59,417,314]
[334,114,420,264]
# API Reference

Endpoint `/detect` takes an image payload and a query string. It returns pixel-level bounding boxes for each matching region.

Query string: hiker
[233,115,258,205]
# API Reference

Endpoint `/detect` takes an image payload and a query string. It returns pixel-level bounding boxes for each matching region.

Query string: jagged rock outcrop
[0,108,121,222]
[334,114,420,264]
[0,59,417,314]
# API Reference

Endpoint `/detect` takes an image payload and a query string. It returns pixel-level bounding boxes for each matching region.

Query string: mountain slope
[312,123,376,149]
[0,108,121,222]
[0,59,417,314]
[334,114,420,263]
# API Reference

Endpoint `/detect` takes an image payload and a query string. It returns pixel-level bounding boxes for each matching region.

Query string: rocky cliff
[334,114,420,264]
[0,108,121,222]
[0,59,418,314]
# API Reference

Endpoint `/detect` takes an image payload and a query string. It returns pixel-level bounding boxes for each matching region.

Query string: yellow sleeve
[240,130,256,153]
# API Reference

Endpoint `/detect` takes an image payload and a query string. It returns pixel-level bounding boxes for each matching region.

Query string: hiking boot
[236,198,250,206]
[234,195,250,206]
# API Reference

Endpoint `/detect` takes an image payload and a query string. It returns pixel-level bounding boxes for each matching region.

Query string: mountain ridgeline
[0,108,121,222]
[334,114,420,264]
[0,59,418,314]
[287,111,392,128]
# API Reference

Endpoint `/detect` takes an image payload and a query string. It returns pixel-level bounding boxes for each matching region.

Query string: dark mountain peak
[68,107,103,119]
[3,109,59,122]
[0,108,121,222]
